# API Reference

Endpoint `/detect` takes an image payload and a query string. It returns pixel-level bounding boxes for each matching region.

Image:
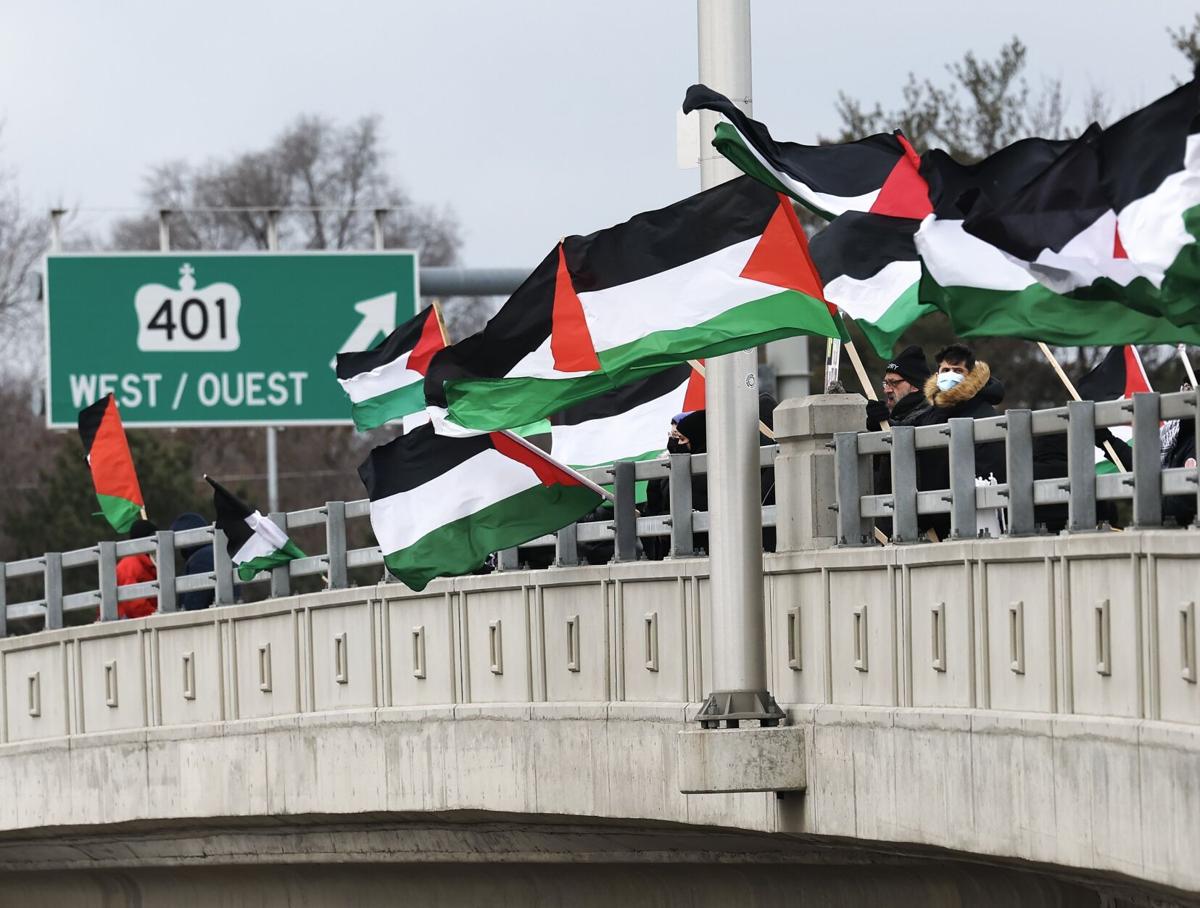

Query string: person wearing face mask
[905,343,1007,539]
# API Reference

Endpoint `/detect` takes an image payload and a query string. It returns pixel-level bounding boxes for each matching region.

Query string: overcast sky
[1,1,1196,268]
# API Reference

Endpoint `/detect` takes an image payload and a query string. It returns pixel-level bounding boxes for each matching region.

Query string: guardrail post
[497,548,520,571]
[325,501,348,590]
[1193,388,1200,527]
[890,425,919,543]
[98,541,118,622]
[611,460,638,562]
[0,562,7,638]
[1003,410,1036,536]
[269,512,292,598]
[1132,392,1163,528]
[1067,400,1097,532]
[947,418,978,539]
[554,523,580,567]
[774,394,867,551]
[667,452,695,557]
[44,552,63,630]
[833,432,870,546]
[213,529,235,605]
[156,530,177,613]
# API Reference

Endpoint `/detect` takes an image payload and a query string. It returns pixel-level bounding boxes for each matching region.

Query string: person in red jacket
[115,519,158,619]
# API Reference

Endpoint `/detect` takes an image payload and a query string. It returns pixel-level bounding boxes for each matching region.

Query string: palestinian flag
[206,476,305,582]
[682,84,931,220]
[1077,346,1152,474]
[425,176,840,432]
[77,394,144,533]
[549,362,704,503]
[360,425,604,591]
[920,79,1200,344]
[336,304,447,431]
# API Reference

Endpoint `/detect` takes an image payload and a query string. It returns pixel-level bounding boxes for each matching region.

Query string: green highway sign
[45,251,419,427]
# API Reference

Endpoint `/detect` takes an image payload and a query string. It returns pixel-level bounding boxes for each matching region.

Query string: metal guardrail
[833,389,1200,545]
[0,445,778,637]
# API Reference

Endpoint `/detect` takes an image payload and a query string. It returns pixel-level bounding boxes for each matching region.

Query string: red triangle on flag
[1113,223,1129,259]
[407,307,448,375]
[683,361,706,411]
[1122,346,1151,397]
[739,195,826,302]
[868,134,932,219]
[550,244,601,372]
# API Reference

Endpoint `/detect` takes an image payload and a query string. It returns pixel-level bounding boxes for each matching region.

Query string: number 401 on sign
[134,263,242,352]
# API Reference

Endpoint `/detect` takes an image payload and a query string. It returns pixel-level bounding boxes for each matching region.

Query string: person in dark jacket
[907,343,1006,539]
[116,519,158,619]
[866,345,932,431]
[170,512,215,611]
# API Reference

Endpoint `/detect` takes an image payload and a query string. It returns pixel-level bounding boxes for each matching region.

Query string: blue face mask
[936,371,964,392]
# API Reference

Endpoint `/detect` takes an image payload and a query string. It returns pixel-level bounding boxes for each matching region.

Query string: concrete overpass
[1,393,1198,905]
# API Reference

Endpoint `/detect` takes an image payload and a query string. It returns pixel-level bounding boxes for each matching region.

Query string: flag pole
[1037,341,1127,472]
[689,358,774,439]
[840,327,890,430]
[1179,343,1198,388]
[498,428,615,501]
[430,298,451,346]
[823,337,842,391]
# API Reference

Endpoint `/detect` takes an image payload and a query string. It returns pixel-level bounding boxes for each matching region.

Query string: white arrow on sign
[330,292,397,369]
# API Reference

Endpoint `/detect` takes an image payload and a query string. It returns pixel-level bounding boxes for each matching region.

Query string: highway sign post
[44,251,419,427]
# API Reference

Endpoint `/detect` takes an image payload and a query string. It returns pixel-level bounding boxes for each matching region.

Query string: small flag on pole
[77,393,144,532]
[206,476,305,581]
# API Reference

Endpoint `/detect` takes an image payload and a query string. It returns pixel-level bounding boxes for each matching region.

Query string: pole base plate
[696,689,786,729]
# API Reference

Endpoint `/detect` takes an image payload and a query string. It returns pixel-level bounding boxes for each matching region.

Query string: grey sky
[1,0,1196,268]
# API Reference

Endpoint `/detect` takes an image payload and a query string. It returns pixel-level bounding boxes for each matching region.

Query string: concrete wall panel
[308,600,376,712]
[1066,556,1142,718]
[767,570,825,705]
[4,644,67,742]
[540,582,607,702]
[907,563,973,708]
[230,612,300,720]
[385,594,455,707]
[618,579,687,702]
[461,588,530,703]
[828,569,894,706]
[78,631,145,733]
[982,560,1055,713]
[1151,556,1200,724]
[155,622,223,726]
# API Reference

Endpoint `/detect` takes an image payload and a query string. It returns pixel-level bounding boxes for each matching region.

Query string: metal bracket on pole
[696,690,786,729]
[611,460,638,562]
[44,553,63,630]
[325,501,348,590]
[667,452,696,557]
[269,512,292,598]
[1003,410,1036,536]
[156,531,177,613]
[98,541,118,622]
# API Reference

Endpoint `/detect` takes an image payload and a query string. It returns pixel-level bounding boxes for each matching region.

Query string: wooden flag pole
[430,299,451,346]
[499,428,614,501]
[1037,341,1127,472]
[842,337,890,430]
[688,359,775,440]
[1179,344,1198,388]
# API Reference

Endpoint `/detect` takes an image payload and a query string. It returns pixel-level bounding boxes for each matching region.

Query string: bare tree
[1169,13,1200,71]
[0,135,49,367]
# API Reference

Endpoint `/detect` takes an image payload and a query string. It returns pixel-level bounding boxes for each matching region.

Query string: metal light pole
[265,210,281,514]
[695,0,783,728]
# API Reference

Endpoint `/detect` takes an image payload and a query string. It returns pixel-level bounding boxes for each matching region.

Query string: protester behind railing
[115,519,158,619]
[865,346,932,538]
[1098,382,1198,527]
[170,512,215,611]
[891,343,1006,541]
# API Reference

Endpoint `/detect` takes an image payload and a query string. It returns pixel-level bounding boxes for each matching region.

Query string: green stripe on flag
[853,281,935,359]
[96,493,141,534]
[236,539,306,583]
[349,381,426,432]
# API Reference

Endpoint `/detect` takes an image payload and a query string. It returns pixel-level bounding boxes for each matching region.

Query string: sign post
[44,251,419,428]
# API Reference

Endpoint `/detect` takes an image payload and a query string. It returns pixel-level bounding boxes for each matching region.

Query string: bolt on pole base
[696,689,786,729]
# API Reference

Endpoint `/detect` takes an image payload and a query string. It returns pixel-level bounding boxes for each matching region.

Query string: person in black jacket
[907,343,1006,539]
[865,345,931,431]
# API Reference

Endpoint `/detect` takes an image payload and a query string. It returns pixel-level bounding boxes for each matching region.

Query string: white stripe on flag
[551,381,687,467]
[337,352,421,403]
[824,260,921,324]
[232,511,289,564]
[915,216,1036,292]
[370,448,541,555]
[578,238,781,353]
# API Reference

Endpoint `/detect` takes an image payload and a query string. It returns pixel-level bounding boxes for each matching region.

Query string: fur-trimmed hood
[924,361,993,409]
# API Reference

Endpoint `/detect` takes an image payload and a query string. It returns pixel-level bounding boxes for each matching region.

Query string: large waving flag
[425,176,839,432]
[682,84,930,220]
[336,304,447,431]
[360,425,604,591]
[207,476,305,581]
[918,79,1200,345]
[77,394,144,532]
[1077,346,1152,474]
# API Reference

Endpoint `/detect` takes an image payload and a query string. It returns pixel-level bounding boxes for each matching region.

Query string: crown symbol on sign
[179,263,196,292]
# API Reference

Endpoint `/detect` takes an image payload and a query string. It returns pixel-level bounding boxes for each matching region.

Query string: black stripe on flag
[359,424,494,501]
[206,476,255,554]
[1077,347,1129,402]
[682,84,907,197]
[550,363,692,427]
[923,136,1075,220]
[336,306,434,379]
[77,394,111,458]
[809,212,921,283]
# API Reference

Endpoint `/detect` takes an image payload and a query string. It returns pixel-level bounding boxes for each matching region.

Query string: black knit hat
[885,345,931,387]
